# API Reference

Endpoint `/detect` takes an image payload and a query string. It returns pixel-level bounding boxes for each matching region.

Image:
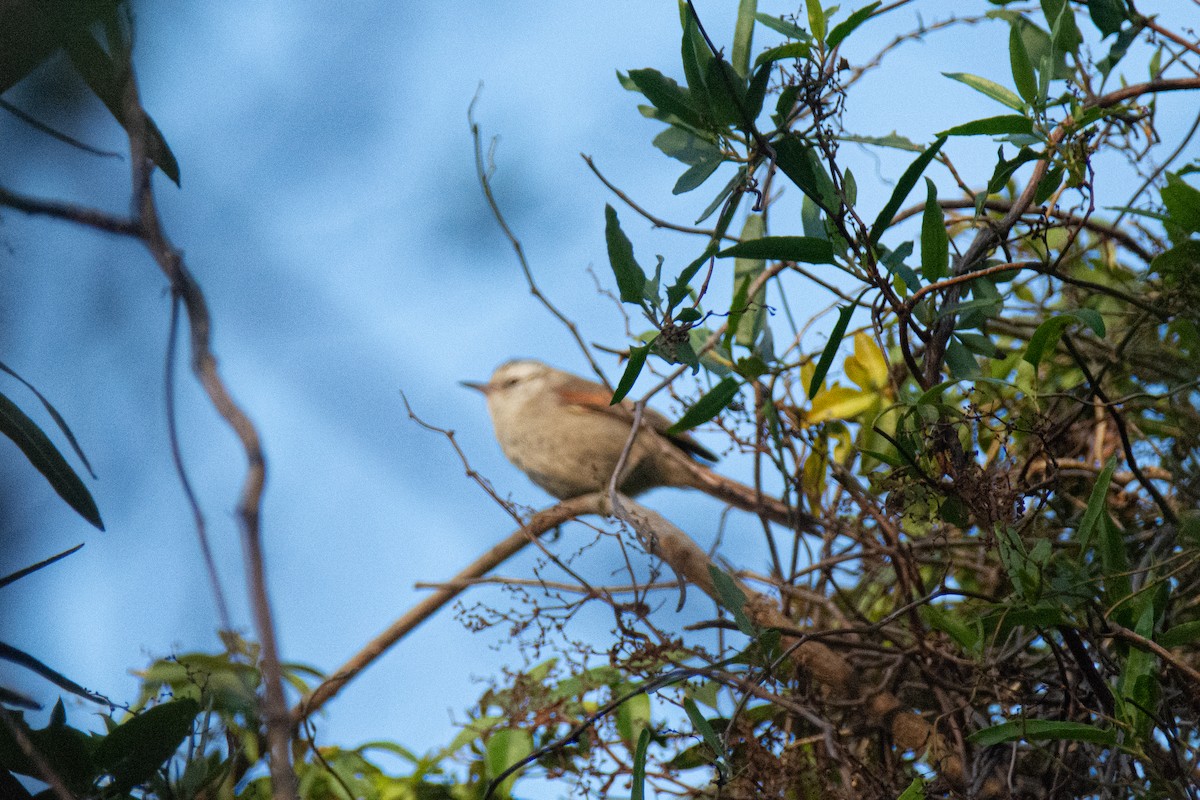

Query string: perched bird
[464,359,808,528]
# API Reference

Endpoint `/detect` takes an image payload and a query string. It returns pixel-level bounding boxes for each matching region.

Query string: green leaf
[707,565,755,635]
[838,131,922,151]
[755,41,812,66]
[1009,22,1038,106]
[920,178,949,281]
[1159,620,1200,649]
[943,72,1025,111]
[681,7,713,119]
[1022,309,1105,366]
[774,135,838,215]
[805,0,826,44]
[1076,457,1116,553]
[1086,0,1127,37]
[986,146,1043,195]
[968,719,1115,747]
[718,235,836,264]
[897,777,926,800]
[808,301,856,397]
[1098,23,1139,76]
[702,57,748,126]
[627,68,703,129]
[604,205,649,304]
[827,2,881,49]
[653,127,721,165]
[683,697,730,781]
[95,699,200,793]
[731,0,758,77]
[616,691,652,747]
[612,345,650,404]
[754,13,810,41]
[667,377,740,434]
[1033,163,1066,205]
[668,244,717,310]
[744,61,772,120]
[674,157,724,194]
[1042,0,1082,56]
[0,361,96,479]
[694,166,746,225]
[1161,173,1200,234]
[869,136,947,248]
[945,338,981,379]
[939,115,1035,137]
[631,728,651,800]
[485,728,533,798]
[0,390,103,530]
[63,31,180,186]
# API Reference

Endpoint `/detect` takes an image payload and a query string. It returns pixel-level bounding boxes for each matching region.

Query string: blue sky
[1,0,1195,780]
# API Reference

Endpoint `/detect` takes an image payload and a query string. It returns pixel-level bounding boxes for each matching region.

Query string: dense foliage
[3,1,1199,799]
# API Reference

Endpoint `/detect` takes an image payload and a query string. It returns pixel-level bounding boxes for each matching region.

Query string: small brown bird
[464,359,808,528]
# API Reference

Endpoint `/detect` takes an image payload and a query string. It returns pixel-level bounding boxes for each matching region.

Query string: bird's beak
[460,379,490,394]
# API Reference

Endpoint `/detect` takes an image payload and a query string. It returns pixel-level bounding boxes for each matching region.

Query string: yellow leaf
[808,386,875,423]
[845,332,889,390]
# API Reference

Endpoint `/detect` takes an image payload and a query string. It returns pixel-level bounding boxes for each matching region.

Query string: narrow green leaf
[612,345,650,404]
[755,41,811,66]
[718,235,836,264]
[838,131,921,151]
[707,565,755,635]
[808,302,855,398]
[604,205,649,304]
[668,243,717,310]
[754,13,810,41]
[939,115,1035,137]
[674,157,723,194]
[63,32,180,186]
[868,136,946,248]
[667,377,740,434]
[0,361,95,478]
[744,61,772,120]
[805,0,826,43]
[1098,512,1132,606]
[1042,0,1082,56]
[631,728,651,800]
[1009,23,1038,105]
[731,0,758,77]
[774,135,838,215]
[827,2,881,49]
[968,719,1115,747]
[920,178,949,281]
[694,166,745,225]
[0,391,103,530]
[681,6,712,121]
[683,697,729,778]
[942,72,1025,111]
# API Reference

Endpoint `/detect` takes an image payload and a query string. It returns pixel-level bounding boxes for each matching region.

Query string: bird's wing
[557,377,719,462]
